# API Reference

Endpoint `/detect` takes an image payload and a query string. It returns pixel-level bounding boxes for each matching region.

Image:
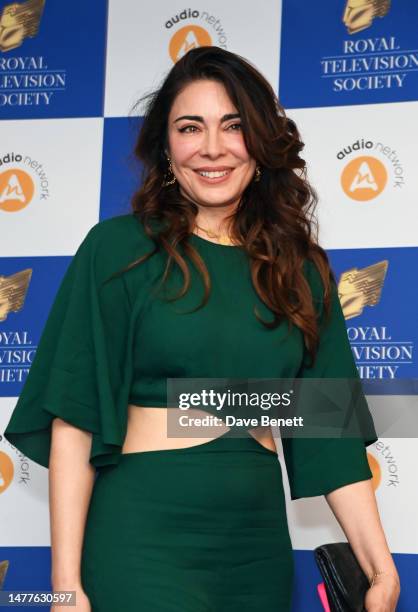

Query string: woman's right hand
[51,584,91,611]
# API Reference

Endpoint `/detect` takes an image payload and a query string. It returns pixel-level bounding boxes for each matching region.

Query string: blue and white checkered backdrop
[1,1,417,610]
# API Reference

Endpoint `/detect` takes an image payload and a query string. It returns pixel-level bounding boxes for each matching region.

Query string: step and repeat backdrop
[1,1,417,609]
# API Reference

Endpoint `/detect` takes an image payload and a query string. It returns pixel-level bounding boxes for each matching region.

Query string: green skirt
[80,430,294,611]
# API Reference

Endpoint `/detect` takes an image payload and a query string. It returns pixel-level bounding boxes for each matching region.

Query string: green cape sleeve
[3,215,149,470]
[281,260,378,500]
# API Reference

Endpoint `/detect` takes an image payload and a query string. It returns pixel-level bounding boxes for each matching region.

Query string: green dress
[3,213,377,611]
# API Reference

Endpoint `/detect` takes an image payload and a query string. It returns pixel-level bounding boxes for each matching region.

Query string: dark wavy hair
[119,46,335,368]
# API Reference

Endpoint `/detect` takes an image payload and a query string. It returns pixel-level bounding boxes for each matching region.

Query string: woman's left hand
[364,573,400,611]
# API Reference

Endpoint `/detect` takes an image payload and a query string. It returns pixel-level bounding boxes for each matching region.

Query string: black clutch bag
[314,542,371,612]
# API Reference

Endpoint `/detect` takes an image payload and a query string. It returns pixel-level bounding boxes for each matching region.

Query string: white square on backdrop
[0,118,104,257]
[104,0,282,117]
[287,101,418,250]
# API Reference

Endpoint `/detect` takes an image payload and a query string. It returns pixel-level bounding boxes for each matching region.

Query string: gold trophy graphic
[0,560,9,590]
[337,260,388,319]
[0,0,45,52]
[342,0,391,34]
[0,269,32,322]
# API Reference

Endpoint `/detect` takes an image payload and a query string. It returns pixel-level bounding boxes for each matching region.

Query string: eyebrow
[173,113,241,124]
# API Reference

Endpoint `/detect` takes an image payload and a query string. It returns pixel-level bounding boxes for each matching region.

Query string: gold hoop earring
[254,165,262,183]
[162,156,177,187]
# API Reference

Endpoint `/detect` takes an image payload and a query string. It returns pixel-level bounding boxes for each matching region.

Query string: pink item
[317,582,331,612]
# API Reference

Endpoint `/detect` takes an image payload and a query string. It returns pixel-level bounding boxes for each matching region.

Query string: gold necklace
[194,223,236,246]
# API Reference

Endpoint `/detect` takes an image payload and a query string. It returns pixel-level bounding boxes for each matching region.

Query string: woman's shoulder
[76,213,155,273]
[83,213,152,250]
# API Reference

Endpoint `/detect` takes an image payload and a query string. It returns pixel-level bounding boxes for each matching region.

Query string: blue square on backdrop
[279,0,418,108]
[100,117,143,221]
[0,256,71,397]
[0,547,51,612]
[0,0,108,119]
[328,246,418,390]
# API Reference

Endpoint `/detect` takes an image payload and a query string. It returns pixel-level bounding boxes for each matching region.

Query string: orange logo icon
[341,156,387,201]
[169,25,212,62]
[367,451,382,491]
[0,169,35,212]
[0,451,14,493]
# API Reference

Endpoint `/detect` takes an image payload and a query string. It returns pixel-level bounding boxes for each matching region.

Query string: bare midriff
[121,404,277,454]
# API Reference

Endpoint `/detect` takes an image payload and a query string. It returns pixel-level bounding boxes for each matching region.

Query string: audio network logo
[163,8,228,63]
[0,449,14,493]
[1,440,34,487]
[366,451,381,492]
[365,445,401,494]
[0,151,50,211]
[337,138,405,201]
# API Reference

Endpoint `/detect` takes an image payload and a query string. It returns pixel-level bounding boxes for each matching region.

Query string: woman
[4,46,400,611]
